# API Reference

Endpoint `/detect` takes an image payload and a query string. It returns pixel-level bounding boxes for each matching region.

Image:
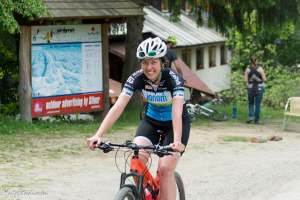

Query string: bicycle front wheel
[114,186,136,200]
[175,171,185,200]
[210,110,228,122]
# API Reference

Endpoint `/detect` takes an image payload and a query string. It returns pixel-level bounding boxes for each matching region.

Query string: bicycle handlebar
[97,141,175,157]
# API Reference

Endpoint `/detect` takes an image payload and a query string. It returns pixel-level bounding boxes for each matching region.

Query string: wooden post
[18,26,32,122]
[123,16,144,107]
[101,23,110,117]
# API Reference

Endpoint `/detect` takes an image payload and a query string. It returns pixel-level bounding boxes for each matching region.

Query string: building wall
[196,64,231,93]
[176,43,231,93]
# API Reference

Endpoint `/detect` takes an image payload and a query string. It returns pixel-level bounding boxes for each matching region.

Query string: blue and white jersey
[122,68,185,121]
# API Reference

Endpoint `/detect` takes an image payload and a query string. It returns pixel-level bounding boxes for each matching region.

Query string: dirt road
[1,122,300,200]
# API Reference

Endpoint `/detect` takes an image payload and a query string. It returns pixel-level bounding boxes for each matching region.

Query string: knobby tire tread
[114,186,136,200]
[175,171,186,200]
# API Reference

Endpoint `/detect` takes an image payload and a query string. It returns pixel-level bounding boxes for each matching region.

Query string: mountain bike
[186,98,228,122]
[97,140,185,200]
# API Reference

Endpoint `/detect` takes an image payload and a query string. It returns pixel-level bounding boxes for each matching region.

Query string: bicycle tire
[186,105,196,121]
[114,186,136,200]
[175,171,186,200]
[210,110,228,122]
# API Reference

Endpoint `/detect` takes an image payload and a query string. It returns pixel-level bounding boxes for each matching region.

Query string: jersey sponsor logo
[132,69,142,77]
[169,70,181,86]
[127,76,135,84]
[121,88,133,96]
[173,90,184,97]
[145,80,165,92]
[142,90,172,104]
[145,85,152,90]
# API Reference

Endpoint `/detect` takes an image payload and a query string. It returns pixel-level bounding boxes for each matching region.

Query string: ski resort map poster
[31,24,104,117]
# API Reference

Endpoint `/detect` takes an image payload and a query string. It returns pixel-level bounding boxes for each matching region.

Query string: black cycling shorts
[135,115,190,147]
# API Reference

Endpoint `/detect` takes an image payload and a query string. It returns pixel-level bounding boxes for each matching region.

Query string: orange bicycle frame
[130,155,160,200]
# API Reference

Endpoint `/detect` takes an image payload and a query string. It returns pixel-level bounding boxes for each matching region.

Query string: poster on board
[31,24,104,117]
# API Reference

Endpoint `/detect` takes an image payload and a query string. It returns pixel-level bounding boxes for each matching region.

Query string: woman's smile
[141,58,161,82]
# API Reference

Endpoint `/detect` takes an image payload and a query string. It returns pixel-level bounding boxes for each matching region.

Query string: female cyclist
[86,37,190,200]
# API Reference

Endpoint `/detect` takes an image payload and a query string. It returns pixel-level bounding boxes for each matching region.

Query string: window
[181,0,192,13]
[209,46,216,67]
[181,48,191,68]
[144,0,167,12]
[221,44,227,65]
[161,0,169,12]
[196,47,204,70]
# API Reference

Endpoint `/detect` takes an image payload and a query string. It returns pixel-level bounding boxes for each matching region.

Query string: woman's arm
[171,96,184,152]
[244,68,249,83]
[95,93,131,137]
[260,68,267,82]
[87,93,131,149]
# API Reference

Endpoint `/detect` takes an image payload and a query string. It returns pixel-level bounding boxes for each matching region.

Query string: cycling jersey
[122,68,185,121]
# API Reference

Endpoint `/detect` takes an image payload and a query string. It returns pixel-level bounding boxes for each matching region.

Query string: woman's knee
[158,157,178,176]
[133,136,152,162]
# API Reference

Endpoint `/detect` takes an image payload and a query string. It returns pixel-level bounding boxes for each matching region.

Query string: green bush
[219,70,247,103]
[219,67,300,108]
[0,41,19,115]
[221,10,300,108]
[264,67,300,107]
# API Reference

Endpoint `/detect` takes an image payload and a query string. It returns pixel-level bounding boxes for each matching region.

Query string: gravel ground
[1,123,300,200]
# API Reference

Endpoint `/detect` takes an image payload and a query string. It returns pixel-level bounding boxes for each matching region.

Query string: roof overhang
[26,0,143,23]
[109,42,215,96]
[143,6,226,47]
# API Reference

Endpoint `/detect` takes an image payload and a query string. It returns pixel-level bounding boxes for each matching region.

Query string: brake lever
[99,142,113,153]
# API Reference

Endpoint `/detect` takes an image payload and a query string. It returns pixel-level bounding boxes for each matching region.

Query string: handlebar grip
[98,142,113,153]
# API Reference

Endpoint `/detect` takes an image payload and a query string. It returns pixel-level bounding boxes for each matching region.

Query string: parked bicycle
[186,98,228,122]
[97,140,185,200]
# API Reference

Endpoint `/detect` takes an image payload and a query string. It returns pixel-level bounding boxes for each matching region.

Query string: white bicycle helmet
[136,37,167,59]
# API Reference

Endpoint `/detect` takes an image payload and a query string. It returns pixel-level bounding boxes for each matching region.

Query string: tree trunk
[101,23,110,118]
[18,26,32,122]
[123,15,144,107]
[122,15,144,81]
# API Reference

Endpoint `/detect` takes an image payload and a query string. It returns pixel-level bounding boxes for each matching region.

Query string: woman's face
[141,58,162,81]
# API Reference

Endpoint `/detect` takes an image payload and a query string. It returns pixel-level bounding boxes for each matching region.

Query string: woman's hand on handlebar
[86,135,102,150]
[170,141,185,153]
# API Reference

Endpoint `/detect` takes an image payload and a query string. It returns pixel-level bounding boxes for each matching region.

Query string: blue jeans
[247,86,264,122]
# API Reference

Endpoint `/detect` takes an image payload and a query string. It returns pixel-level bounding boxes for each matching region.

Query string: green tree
[171,0,300,33]
[0,0,46,115]
[0,0,46,33]
[169,0,300,67]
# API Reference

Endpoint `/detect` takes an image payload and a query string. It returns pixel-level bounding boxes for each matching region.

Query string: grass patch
[0,105,141,136]
[0,106,141,167]
[221,135,250,142]
[191,101,285,126]
[220,135,272,143]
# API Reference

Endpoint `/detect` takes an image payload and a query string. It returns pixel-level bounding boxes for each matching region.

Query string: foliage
[219,70,247,103]
[0,0,47,33]
[169,0,181,22]
[168,0,300,68]
[193,0,300,33]
[220,9,300,108]
[276,28,300,67]
[169,0,299,32]
[219,67,300,109]
[0,105,141,135]
[263,67,300,107]
[0,38,19,115]
[0,0,47,115]
[226,10,283,71]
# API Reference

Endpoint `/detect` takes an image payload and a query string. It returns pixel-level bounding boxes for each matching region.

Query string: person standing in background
[244,55,267,124]
[165,36,183,75]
